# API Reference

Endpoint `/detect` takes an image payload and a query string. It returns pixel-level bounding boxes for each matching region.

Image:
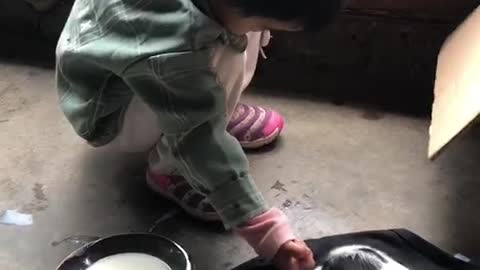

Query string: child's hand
[273,240,316,270]
[235,208,314,268]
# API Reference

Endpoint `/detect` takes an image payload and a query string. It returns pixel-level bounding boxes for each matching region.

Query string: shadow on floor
[251,81,432,119]
[434,130,480,258]
[59,147,233,268]
[76,147,224,230]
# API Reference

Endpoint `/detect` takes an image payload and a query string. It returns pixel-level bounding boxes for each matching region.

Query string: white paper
[0,210,33,226]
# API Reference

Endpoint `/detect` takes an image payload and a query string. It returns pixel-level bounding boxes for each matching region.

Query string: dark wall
[0,0,72,64]
[253,15,457,115]
[0,0,477,113]
[253,3,478,115]
[348,0,478,17]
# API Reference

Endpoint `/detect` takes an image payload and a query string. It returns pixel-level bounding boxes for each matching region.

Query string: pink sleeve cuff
[235,208,295,259]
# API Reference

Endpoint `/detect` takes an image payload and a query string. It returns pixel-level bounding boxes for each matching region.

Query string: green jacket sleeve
[122,52,268,229]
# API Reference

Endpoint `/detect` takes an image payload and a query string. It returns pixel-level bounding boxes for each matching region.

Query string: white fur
[315,245,410,270]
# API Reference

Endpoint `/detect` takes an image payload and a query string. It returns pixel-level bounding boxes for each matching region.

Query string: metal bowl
[56,234,192,270]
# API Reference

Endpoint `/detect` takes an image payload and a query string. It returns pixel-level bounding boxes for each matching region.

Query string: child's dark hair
[227,0,344,31]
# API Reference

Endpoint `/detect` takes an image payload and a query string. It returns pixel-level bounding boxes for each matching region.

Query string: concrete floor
[1,61,480,270]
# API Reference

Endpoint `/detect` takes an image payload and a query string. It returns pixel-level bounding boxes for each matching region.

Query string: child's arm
[237,208,315,269]
[236,208,295,258]
[123,52,268,228]
[123,53,314,267]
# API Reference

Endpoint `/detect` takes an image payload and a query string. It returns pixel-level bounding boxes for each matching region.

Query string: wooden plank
[429,6,480,159]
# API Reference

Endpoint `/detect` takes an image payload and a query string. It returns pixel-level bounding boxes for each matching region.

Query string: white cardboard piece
[429,6,480,159]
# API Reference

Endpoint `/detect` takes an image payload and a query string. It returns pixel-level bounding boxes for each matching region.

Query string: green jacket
[56,0,268,228]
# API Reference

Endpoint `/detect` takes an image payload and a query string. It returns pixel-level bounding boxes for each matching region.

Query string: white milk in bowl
[87,253,172,270]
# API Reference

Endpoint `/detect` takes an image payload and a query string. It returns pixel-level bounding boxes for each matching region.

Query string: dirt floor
[1,61,480,270]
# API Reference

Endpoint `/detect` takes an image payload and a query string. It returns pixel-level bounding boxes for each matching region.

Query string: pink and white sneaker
[146,170,220,222]
[227,103,285,149]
